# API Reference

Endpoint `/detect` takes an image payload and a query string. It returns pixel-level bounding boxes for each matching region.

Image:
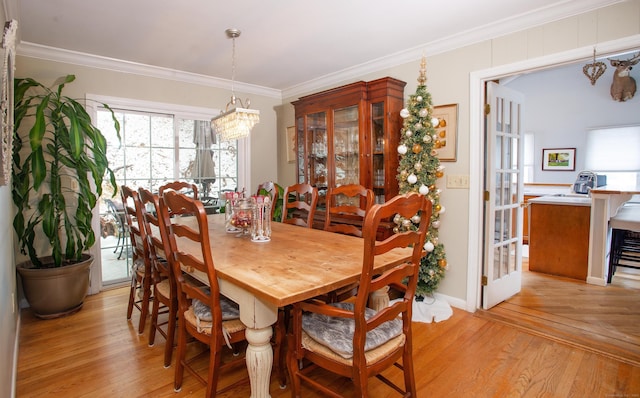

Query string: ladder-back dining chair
[159,181,199,199]
[324,184,374,237]
[138,187,178,368]
[320,184,374,303]
[160,191,249,395]
[122,185,154,335]
[287,193,432,397]
[281,183,318,228]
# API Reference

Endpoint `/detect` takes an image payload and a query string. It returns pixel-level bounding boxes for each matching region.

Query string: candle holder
[251,195,272,242]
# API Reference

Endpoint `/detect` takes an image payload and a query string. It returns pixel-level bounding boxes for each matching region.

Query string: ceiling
[9,0,624,97]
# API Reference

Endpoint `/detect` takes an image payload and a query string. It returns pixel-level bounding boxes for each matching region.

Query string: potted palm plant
[13,75,120,319]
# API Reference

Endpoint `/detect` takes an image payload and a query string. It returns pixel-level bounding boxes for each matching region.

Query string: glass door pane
[371,101,385,204]
[333,105,359,190]
[306,111,327,194]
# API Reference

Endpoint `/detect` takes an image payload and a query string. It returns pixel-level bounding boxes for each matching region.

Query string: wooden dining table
[173,213,414,398]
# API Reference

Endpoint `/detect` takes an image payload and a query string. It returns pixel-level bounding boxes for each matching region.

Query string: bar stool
[607,203,640,283]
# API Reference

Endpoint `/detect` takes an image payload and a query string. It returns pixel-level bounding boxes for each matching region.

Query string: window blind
[585,125,640,171]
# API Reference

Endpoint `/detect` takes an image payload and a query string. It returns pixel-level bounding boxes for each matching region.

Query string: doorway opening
[468,35,640,312]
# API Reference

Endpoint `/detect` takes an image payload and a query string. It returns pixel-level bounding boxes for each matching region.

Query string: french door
[482,82,525,309]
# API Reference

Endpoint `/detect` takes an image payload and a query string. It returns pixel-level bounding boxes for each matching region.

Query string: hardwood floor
[16,281,640,397]
[477,260,640,367]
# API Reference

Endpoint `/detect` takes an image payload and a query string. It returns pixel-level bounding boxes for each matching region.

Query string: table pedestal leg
[245,326,273,398]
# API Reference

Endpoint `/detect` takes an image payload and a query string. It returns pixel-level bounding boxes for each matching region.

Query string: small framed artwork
[542,148,576,171]
[286,126,296,163]
[432,103,458,162]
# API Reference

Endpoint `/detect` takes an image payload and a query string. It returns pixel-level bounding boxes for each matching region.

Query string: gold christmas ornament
[412,143,423,154]
[439,119,447,128]
[436,170,444,178]
[434,140,442,149]
[435,204,442,212]
[438,130,446,138]
[438,259,447,268]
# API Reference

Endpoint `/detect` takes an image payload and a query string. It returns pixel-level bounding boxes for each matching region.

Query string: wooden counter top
[590,183,640,195]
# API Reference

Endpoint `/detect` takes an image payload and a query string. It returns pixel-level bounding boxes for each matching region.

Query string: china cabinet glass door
[333,105,360,207]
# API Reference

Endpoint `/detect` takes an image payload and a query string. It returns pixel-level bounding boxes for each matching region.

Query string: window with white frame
[88,95,249,201]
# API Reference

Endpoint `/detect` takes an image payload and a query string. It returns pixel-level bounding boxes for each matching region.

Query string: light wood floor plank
[16,275,640,397]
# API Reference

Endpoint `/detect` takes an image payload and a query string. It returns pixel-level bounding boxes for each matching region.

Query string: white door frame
[466,34,640,312]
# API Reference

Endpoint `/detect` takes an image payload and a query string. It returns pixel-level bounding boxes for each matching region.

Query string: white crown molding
[16,41,282,100]
[14,0,623,102]
[281,0,624,98]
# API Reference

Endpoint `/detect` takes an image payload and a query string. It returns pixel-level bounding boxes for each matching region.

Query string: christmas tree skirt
[390,297,453,323]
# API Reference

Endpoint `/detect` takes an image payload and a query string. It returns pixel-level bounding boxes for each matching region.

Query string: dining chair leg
[273,309,287,388]
[206,346,222,397]
[163,300,178,368]
[126,272,137,321]
[173,319,187,392]
[148,295,160,347]
[137,275,152,334]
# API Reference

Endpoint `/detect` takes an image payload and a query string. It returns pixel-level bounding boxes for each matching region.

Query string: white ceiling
[8,0,624,97]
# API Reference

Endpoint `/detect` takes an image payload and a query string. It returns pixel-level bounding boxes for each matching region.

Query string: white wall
[280,0,640,306]
[505,61,640,184]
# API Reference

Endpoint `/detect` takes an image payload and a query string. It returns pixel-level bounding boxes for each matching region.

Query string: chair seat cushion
[184,306,245,336]
[302,302,402,359]
[302,329,405,365]
[192,291,240,321]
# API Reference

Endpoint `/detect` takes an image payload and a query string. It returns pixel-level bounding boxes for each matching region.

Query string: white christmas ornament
[414,122,422,130]
[397,144,408,155]
[416,96,423,102]
[411,215,421,224]
[423,135,432,143]
[419,108,428,118]
[414,162,422,171]
[432,220,441,228]
[431,117,439,127]
[424,241,435,252]
[439,206,446,214]
[419,184,429,195]
[400,108,410,118]
[405,130,413,137]
[407,173,418,184]
[402,219,412,228]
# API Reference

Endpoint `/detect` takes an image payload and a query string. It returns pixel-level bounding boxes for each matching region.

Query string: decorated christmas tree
[394,57,448,298]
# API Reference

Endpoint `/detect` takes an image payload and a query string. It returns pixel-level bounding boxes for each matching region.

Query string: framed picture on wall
[542,148,576,171]
[432,103,458,162]
[286,126,296,163]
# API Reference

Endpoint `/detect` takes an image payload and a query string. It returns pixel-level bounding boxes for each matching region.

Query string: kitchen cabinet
[292,77,406,233]
[528,196,591,280]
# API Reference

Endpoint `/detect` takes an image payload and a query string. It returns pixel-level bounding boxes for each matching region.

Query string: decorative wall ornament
[582,48,606,86]
[609,52,640,102]
[0,20,17,186]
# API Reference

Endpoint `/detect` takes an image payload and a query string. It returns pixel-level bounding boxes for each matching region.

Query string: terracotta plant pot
[16,254,93,319]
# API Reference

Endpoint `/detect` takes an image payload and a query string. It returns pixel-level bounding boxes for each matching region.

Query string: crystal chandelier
[211,28,260,142]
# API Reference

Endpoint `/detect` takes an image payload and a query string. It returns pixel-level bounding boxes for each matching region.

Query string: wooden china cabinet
[292,77,406,234]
